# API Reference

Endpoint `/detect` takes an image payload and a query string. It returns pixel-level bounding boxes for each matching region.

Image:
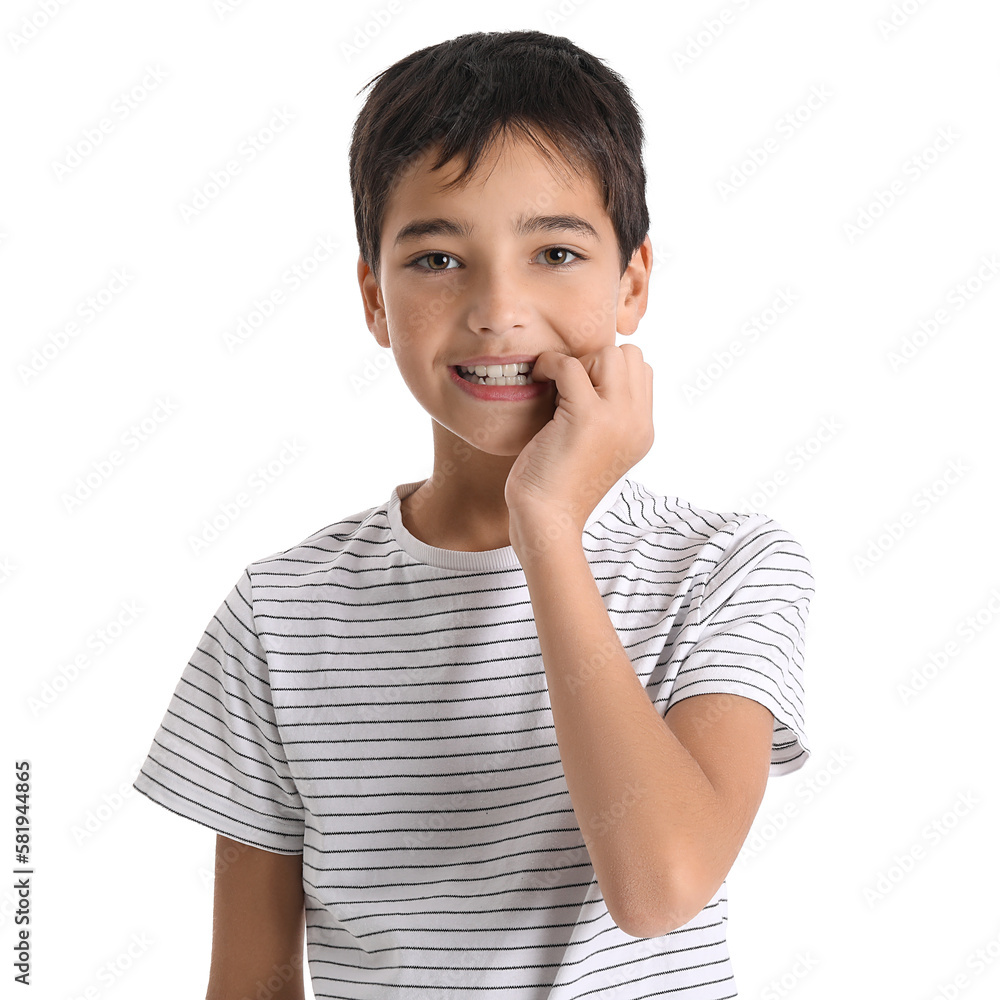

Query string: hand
[504,344,654,540]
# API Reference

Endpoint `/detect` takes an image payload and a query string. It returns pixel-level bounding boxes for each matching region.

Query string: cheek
[392,278,457,314]
[547,289,619,340]
[383,293,431,353]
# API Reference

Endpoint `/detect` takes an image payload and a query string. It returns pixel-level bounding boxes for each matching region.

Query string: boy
[134,29,813,998]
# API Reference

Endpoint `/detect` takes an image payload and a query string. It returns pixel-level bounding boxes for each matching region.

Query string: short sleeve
[132,567,305,853]
[660,516,815,776]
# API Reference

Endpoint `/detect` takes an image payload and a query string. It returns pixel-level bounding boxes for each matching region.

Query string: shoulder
[606,480,813,582]
[244,497,391,581]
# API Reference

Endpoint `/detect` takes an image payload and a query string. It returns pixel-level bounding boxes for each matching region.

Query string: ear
[357,254,390,350]
[615,235,653,337]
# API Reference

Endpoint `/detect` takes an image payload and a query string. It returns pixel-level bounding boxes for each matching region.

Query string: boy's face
[358,131,651,460]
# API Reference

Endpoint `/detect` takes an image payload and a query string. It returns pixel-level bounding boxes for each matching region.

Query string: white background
[3,0,999,997]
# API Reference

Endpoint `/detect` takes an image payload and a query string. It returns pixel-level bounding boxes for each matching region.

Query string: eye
[410,252,459,271]
[407,246,587,272]
[540,246,584,266]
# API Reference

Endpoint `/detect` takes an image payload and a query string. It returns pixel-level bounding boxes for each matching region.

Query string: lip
[453,355,538,368]
[448,364,550,401]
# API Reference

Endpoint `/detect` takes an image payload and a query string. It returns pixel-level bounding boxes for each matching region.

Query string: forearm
[510,520,719,937]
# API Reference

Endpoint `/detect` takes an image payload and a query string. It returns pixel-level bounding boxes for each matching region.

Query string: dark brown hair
[349,30,649,285]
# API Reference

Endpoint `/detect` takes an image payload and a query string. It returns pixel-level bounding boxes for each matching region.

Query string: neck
[401,422,519,551]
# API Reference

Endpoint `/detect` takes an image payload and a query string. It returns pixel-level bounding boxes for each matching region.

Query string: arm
[510,525,773,939]
[206,835,307,1000]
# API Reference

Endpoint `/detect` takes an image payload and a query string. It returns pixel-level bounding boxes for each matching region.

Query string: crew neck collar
[386,475,631,571]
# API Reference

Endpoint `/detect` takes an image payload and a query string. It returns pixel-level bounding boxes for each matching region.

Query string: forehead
[384,132,608,231]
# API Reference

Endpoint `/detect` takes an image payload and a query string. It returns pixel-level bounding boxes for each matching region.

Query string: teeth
[458,362,533,376]
[456,362,535,386]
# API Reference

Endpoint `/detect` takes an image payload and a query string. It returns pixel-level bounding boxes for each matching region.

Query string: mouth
[451,361,536,386]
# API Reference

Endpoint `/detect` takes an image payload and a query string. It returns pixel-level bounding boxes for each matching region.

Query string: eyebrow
[393,213,600,247]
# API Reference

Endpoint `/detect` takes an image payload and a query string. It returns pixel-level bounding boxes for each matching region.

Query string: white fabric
[134,477,814,998]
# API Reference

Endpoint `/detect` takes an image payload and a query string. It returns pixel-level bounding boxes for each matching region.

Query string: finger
[534,350,602,401]
[619,343,647,401]
[584,345,629,398]
[526,349,560,383]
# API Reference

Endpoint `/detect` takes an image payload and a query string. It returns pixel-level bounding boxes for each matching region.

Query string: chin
[447,426,538,458]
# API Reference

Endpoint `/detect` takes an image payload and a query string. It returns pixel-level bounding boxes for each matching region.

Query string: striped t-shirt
[134,475,813,998]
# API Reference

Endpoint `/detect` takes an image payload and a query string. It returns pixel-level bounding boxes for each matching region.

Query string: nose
[464,263,528,337]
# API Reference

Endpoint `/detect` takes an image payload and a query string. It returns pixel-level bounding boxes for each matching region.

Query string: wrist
[508,507,586,565]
